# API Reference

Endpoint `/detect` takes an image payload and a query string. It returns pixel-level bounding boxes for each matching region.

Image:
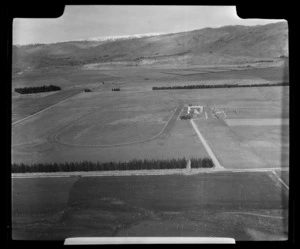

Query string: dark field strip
[152,82,289,90]
[12,171,287,240]
[11,158,214,173]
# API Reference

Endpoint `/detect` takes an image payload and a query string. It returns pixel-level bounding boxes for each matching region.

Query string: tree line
[180,114,192,120]
[191,158,214,168]
[152,82,289,90]
[15,85,61,94]
[11,157,214,173]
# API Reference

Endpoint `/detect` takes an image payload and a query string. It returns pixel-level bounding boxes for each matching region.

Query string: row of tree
[11,157,213,173]
[180,114,192,120]
[15,85,61,94]
[152,82,289,90]
[191,158,214,168]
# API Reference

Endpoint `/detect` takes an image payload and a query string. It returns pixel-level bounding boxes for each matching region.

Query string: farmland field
[12,63,289,241]
[12,65,289,166]
[12,172,288,240]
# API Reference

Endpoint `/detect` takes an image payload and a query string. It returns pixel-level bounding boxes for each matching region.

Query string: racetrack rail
[51,104,184,148]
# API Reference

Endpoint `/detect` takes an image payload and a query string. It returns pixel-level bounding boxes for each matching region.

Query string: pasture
[12,65,289,167]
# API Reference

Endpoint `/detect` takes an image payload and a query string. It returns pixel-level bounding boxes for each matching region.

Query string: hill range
[12,21,288,73]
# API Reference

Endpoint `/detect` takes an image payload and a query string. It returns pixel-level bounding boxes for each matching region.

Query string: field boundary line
[12,168,191,178]
[11,168,288,178]
[11,167,289,178]
[227,167,289,172]
[223,211,284,219]
[190,119,223,169]
[272,170,289,190]
[12,92,81,126]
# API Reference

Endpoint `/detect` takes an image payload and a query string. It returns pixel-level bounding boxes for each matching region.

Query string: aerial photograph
[11,5,289,243]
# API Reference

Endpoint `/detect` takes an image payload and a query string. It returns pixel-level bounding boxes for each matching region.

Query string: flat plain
[12,65,288,166]
[12,64,289,241]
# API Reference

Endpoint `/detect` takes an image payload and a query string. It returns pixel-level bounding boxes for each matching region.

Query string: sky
[13,5,284,45]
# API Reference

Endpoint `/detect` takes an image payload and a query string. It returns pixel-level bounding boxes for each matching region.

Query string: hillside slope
[12,21,288,72]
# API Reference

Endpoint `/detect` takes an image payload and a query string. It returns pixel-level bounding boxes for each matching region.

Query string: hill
[12,21,288,73]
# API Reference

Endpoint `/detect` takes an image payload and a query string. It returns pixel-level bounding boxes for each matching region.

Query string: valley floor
[11,64,290,241]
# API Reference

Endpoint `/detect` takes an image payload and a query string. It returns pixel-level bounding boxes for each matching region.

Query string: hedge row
[152,82,289,90]
[11,157,214,173]
[15,85,61,94]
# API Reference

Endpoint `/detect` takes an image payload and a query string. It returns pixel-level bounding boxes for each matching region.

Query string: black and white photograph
[11,5,289,243]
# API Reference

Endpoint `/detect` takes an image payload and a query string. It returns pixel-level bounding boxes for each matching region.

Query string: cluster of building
[180,105,204,120]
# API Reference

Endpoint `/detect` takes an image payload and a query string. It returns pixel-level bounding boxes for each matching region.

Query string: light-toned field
[12,89,210,164]
[193,118,289,169]
[12,65,289,168]
[225,119,289,126]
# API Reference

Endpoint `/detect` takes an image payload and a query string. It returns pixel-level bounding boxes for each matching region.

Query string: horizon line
[13,21,286,47]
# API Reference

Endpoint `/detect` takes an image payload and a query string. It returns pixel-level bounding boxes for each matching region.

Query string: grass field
[11,64,289,241]
[193,118,289,169]
[12,89,82,123]
[12,172,288,240]
[12,65,289,167]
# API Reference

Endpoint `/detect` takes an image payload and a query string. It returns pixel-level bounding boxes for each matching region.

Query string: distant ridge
[13,21,288,72]
[14,32,165,47]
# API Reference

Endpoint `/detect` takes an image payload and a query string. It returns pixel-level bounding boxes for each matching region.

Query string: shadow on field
[47,172,288,240]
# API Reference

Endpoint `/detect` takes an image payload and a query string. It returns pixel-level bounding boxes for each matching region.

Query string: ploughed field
[12,172,288,240]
